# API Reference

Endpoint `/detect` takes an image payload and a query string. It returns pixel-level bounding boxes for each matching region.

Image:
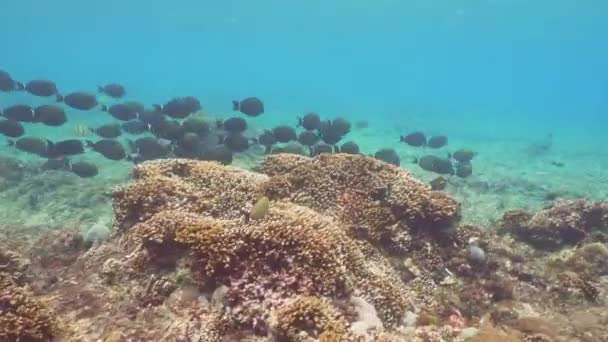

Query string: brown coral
[271,296,350,341]
[0,275,62,341]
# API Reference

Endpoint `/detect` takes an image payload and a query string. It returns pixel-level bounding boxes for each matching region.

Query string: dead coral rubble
[112,155,461,339]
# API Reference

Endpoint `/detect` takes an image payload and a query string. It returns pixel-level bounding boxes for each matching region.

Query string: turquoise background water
[2,0,607,141]
[1,1,608,228]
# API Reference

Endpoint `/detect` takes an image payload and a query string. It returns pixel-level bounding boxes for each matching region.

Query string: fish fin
[232,100,239,111]
[7,140,14,147]
[15,82,24,91]
[55,94,63,102]
[100,105,108,112]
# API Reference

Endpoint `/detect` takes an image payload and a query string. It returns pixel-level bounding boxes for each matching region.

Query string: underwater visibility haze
[1,1,608,341]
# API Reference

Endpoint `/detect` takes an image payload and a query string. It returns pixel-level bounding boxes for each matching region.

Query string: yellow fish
[73,124,91,137]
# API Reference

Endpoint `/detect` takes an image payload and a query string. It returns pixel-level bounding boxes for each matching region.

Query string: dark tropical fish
[62,92,98,111]
[430,176,447,190]
[9,137,51,157]
[41,158,69,171]
[427,135,448,149]
[25,80,60,99]
[87,139,126,160]
[223,117,247,133]
[297,130,319,147]
[98,83,126,98]
[202,145,233,165]
[177,132,201,152]
[374,148,400,166]
[256,130,276,153]
[124,101,145,114]
[33,105,67,126]
[0,70,24,92]
[272,126,297,143]
[133,137,171,161]
[232,97,264,117]
[93,124,122,139]
[298,112,321,131]
[319,119,349,145]
[0,119,25,138]
[338,141,359,154]
[121,120,149,135]
[151,120,184,140]
[156,96,201,119]
[139,109,166,126]
[223,133,250,152]
[311,144,334,156]
[182,117,210,136]
[400,131,426,147]
[418,155,454,174]
[456,162,473,178]
[330,118,351,136]
[2,105,35,122]
[104,103,139,121]
[50,139,85,156]
[452,149,475,163]
[70,161,98,177]
[270,144,307,156]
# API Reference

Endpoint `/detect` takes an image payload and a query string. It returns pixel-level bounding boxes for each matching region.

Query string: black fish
[133,137,171,161]
[87,139,126,160]
[177,132,201,152]
[151,120,184,140]
[121,120,149,135]
[223,117,247,133]
[93,124,122,139]
[427,135,448,149]
[202,145,233,165]
[2,105,35,122]
[418,155,454,174]
[9,137,50,157]
[452,149,475,163]
[223,133,250,152]
[50,139,85,157]
[156,96,201,119]
[33,105,67,126]
[41,158,70,171]
[0,70,24,92]
[318,119,349,145]
[298,113,321,131]
[455,162,472,178]
[233,97,264,117]
[374,148,400,166]
[70,161,98,177]
[272,126,297,143]
[311,144,334,156]
[124,101,145,114]
[0,119,25,138]
[62,92,98,111]
[339,141,359,154]
[25,80,60,99]
[430,177,447,190]
[400,132,426,147]
[104,103,139,121]
[182,117,210,136]
[256,130,276,153]
[98,83,126,98]
[139,109,166,126]
[297,130,319,147]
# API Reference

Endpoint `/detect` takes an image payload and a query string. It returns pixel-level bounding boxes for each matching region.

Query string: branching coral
[112,155,463,337]
[0,276,62,341]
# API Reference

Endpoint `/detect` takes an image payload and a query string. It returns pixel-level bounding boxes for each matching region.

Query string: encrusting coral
[112,154,461,338]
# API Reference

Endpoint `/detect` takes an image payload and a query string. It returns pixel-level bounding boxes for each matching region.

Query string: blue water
[2,0,607,141]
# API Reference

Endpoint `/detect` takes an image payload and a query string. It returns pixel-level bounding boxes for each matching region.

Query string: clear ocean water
[1,0,608,226]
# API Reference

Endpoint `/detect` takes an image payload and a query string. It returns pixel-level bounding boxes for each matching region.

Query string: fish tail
[55,94,63,102]
[296,117,302,127]
[85,140,95,148]
[100,105,108,112]
[15,82,24,91]
[7,140,14,147]
[232,100,239,111]
[97,86,104,93]
[399,136,405,143]
[152,104,162,112]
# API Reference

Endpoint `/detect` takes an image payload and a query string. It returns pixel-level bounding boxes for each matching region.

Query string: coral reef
[1,154,608,341]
